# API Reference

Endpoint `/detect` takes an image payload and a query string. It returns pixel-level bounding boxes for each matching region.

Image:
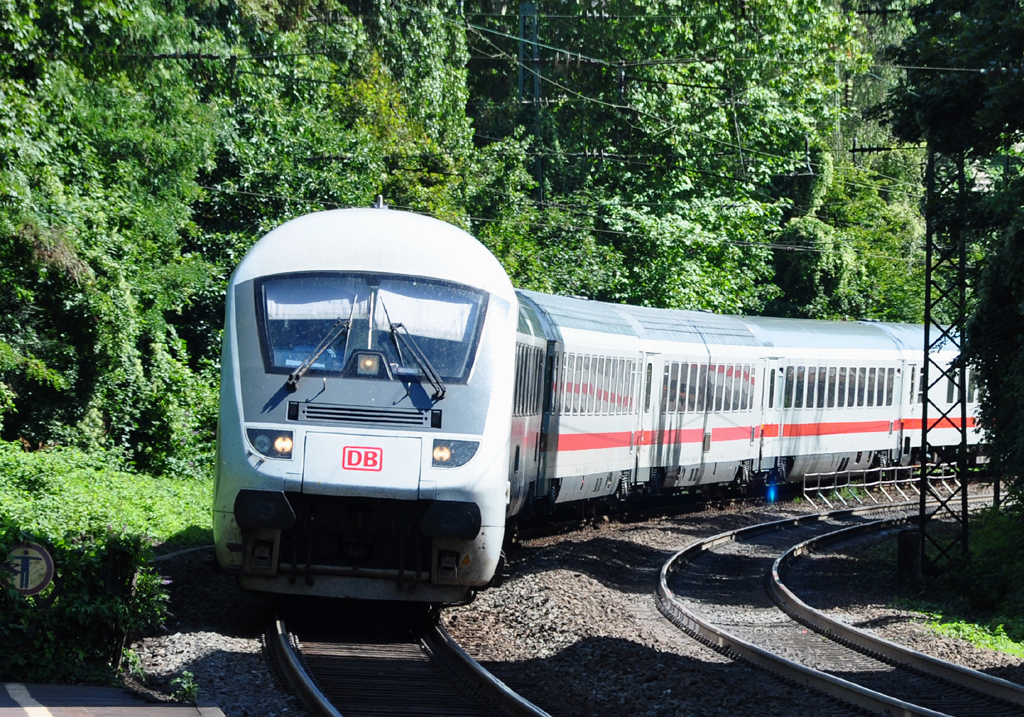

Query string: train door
[634,354,659,485]
[758,358,785,473]
[537,342,558,484]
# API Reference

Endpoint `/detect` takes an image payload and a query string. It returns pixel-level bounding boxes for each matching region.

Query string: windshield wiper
[389,323,447,400]
[285,317,350,392]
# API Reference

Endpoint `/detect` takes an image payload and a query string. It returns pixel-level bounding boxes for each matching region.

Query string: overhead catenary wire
[462,12,924,199]
[196,184,916,263]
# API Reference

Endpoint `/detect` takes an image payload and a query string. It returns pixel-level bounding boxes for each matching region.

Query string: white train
[213,207,981,604]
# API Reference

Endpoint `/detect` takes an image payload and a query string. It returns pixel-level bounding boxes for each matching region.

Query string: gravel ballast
[129,500,1024,716]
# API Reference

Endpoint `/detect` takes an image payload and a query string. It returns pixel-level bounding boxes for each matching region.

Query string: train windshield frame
[254,271,490,383]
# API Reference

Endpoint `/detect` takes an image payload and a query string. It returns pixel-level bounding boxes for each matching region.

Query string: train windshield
[256,273,488,382]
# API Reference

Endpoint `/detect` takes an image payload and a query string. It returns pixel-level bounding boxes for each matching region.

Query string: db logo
[343,446,383,472]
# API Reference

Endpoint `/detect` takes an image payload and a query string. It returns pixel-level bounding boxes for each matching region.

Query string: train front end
[213,208,516,604]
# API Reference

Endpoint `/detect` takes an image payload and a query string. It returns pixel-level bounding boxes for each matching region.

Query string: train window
[607,358,615,414]
[258,273,488,383]
[528,348,536,414]
[525,348,534,413]
[740,365,750,411]
[661,364,670,414]
[849,367,858,407]
[867,368,876,407]
[806,367,817,409]
[715,364,726,412]
[608,358,616,414]
[524,348,533,415]
[611,358,620,414]
[857,367,867,406]
[816,367,827,408]
[515,345,524,416]
[577,354,585,413]
[615,360,622,414]
[722,365,733,412]
[551,352,560,414]
[768,368,775,409]
[580,355,588,415]
[876,368,886,407]
[837,368,846,408]
[908,366,916,403]
[886,367,895,406]
[918,370,925,404]
[706,365,717,412]
[606,357,614,413]
[603,357,612,414]
[749,365,756,411]
[534,348,544,414]
[794,366,805,409]
[626,358,634,413]
[696,365,707,412]
[587,356,598,415]
[827,367,836,407]
[596,357,606,414]
[968,369,977,403]
[624,359,631,413]
[947,374,957,404]
[687,364,698,412]
[564,353,572,415]
[603,357,611,414]
[644,363,653,412]
[677,362,689,413]
[562,353,571,415]
[731,366,741,411]
[784,366,794,409]
[668,362,680,413]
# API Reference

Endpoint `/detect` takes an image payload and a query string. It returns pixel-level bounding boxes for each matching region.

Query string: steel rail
[769,501,1024,708]
[268,617,342,717]
[269,613,551,717]
[656,498,998,717]
[430,622,553,717]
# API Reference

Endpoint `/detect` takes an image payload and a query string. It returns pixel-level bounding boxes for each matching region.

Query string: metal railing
[802,464,959,510]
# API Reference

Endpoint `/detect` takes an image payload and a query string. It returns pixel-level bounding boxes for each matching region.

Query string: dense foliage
[873,0,1024,478]
[0,441,209,681]
[0,0,930,472]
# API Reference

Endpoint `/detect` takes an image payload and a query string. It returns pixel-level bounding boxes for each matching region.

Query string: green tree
[874,0,1024,475]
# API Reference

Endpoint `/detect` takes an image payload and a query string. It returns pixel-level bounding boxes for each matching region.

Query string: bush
[1,520,168,682]
[0,441,212,682]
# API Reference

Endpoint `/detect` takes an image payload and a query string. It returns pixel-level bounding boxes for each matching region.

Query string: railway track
[268,602,551,717]
[658,496,1024,717]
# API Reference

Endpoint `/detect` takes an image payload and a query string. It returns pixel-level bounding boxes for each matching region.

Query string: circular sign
[2,542,55,596]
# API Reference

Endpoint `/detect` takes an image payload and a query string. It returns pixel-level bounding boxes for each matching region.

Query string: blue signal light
[767,483,778,503]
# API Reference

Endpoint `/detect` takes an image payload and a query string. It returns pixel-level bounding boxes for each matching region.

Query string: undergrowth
[0,440,212,682]
[0,440,212,548]
[896,505,1024,657]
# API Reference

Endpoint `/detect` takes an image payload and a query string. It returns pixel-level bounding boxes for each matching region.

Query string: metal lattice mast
[919,147,971,571]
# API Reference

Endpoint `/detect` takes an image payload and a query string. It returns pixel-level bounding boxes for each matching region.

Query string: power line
[197,184,916,262]
[466,18,924,198]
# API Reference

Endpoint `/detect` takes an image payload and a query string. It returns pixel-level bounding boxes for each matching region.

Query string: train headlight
[246,428,294,459]
[357,353,380,375]
[431,439,479,468]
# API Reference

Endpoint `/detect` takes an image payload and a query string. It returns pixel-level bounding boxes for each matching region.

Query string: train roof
[517,290,928,354]
[517,291,760,346]
[737,316,909,352]
[229,208,516,305]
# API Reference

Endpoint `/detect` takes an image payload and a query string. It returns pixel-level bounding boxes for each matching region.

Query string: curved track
[269,605,551,717]
[658,498,1024,717]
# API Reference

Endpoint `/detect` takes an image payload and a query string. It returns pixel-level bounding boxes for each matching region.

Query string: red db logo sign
[343,446,383,472]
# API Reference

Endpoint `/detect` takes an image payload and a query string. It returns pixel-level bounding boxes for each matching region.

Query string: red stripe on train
[901,417,977,430]
[554,416,977,452]
[556,431,633,451]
